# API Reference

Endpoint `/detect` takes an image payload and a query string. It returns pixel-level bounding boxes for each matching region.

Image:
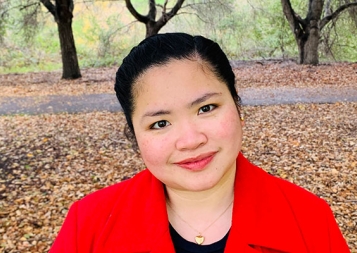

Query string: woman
[49,33,350,253]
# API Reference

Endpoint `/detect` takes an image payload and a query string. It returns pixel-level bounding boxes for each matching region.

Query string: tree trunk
[40,0,81,79]
[54,0,81,79]
[57,20,81,79]
[282,0,357,65]
[297,20,320,65]
[145,21,163,38]
[125,0,185,39]
[281,0,322,65]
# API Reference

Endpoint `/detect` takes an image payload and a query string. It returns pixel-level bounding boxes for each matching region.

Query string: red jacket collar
[226,153,306,253]
[96,153,307,253]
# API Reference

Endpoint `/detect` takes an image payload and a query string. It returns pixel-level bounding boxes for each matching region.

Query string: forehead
[131,59,230,115]
[133,59,219,96]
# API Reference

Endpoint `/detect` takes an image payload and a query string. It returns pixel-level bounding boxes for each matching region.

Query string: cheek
[216,109,242,140]
[137,135,171,168]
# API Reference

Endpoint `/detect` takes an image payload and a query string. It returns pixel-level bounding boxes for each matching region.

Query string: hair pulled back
[115,33,241,145]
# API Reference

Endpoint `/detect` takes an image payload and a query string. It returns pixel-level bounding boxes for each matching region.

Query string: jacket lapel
[96,153,310,253]
[225,153,308,253]
[93,170,176,253]
[139,176,175,253]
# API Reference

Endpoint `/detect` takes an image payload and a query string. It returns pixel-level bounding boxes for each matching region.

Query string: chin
[175,177,224,192]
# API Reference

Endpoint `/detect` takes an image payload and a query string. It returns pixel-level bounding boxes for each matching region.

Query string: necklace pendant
[195,235,205,245]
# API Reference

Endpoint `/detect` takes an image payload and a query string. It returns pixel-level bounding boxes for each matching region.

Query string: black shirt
[169,224,230,253]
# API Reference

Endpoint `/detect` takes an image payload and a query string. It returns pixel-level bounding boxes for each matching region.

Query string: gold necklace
[167,200,233,245]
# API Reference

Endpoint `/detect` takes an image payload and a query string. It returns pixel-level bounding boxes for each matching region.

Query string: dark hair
[115,33,241,147]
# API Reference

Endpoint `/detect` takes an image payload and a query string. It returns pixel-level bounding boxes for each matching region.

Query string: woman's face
[132,59,243,192]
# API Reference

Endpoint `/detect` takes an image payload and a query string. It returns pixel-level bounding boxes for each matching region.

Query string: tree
[40,0,81,79]
[125,0,185,38]
[1,0,81,79]
[281,0,357,65]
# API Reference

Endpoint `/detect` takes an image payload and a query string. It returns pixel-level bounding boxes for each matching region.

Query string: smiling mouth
[174,152,217,171]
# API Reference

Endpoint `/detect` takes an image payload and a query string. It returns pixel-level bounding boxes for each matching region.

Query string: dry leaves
[0,62,356,252]
[241,103,357,251]
[234,61,357,89]
[1,62,356,97]
[0,68,116,97]
[0,104,356,252]
[0,112,142,252]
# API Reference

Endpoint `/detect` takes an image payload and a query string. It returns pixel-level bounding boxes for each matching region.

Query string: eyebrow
[142,92,221,118]
[190,92,221,107]
[143,109,171,118]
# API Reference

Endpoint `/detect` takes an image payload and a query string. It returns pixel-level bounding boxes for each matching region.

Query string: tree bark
[146,21,162,37]
[302,19,320,65]
[320,1,357,29]
[125,0,185,38]
[281,0,323,65]
[40,0,81,79]
[281,0,357,65]
[57,19,81,79]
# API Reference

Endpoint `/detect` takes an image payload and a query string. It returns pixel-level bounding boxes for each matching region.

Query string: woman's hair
[115,33,241,146]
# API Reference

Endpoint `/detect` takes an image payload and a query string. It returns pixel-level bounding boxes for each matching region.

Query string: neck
[165,167,235,245]
[165,166,235,210]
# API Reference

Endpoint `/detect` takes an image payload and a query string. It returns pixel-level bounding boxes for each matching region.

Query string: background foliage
[0,0,356,74]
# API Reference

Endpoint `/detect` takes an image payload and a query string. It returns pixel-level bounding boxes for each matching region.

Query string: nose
[175,121,208,151]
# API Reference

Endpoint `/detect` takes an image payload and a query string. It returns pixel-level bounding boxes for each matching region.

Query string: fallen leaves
[0,103,356,252]
[0,62,356,252]
[234,61,357,89]
[241,103,357,251]
[0,67,116,97]
[1,62,357,98]
[0,112,142,252]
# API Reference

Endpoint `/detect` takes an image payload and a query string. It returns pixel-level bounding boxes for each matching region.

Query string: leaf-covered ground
[0,61,356,97]
[0,62,356,252]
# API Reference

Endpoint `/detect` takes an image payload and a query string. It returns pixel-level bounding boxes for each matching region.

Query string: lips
[174,152,217,171]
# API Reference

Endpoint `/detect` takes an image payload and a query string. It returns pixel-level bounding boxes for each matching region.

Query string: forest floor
[0,61,356,252]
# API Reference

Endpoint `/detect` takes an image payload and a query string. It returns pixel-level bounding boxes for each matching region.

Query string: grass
[0,63,62,75]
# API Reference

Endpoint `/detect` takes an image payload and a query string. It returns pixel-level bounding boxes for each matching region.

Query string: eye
[198,104,216,115]
[150,120,171,129]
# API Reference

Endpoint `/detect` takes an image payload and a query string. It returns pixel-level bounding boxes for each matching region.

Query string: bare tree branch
[124,0,148,23]
[162,0,169,16]
[157,0,185,25]
[176,10,210,23]
[19,2,40,11]
[148,0,157,20]
[181,2,215,9]
[1,1,39,18]
[39,0,56,17]
[320,1,357,29]
[281,0,306,37]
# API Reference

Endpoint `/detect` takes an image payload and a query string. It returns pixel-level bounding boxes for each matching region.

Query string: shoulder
[247,159,337,236]
[67,169,155,228]
[76,169,153,211]
[240,154,327,209]
[60,169,159,244]
[260,167,349,251]
[237,154,332,221]
[270,171,326,205]
[50,170,166,252]
[235,154,350,252]
[256,162,329,212]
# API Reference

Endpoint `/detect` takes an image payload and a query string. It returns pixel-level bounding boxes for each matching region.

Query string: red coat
[49,153,350,253]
